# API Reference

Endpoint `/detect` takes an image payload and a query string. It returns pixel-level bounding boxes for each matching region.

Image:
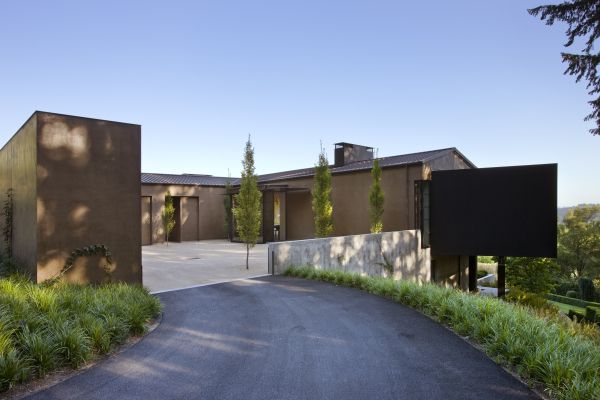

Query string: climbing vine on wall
[375,236,394,277]
[46,244,113,285]
[2,188,13,258]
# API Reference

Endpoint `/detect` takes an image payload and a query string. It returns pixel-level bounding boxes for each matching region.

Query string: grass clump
[284,266,600,400]
[0,275,162,392]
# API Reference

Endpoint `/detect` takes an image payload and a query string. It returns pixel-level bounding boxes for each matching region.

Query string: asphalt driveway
[142,240,268,293]
[26,276,538,400]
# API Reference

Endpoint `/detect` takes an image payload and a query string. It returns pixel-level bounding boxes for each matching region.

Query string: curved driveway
[27,276,538,400]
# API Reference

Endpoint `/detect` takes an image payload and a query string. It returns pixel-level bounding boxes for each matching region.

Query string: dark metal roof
[141,147,475,187]
[141,173,234,187]
[255,147,473,183]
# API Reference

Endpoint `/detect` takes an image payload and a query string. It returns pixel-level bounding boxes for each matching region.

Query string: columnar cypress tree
[369,159,384,233]
[312,147,333,237]
[162,191,176,246]
[233,136,262,270]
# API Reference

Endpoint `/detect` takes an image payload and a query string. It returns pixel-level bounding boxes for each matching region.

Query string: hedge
[546,293,600,309]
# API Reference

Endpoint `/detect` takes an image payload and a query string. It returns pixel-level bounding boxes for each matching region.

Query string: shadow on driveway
[26,276,539,400]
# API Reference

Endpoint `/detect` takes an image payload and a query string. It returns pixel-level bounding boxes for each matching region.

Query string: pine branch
[529,1,600,51]
[529,1,600,135]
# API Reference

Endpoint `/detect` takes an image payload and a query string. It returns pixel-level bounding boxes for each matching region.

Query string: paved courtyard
[142,240,269,293]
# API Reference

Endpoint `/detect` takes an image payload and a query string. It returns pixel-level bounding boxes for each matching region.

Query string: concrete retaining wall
[268,230,431,282]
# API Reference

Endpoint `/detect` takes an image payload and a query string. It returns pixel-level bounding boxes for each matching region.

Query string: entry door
[141,196,152,245]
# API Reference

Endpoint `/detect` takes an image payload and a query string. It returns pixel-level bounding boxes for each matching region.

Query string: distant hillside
[558,204,600,223]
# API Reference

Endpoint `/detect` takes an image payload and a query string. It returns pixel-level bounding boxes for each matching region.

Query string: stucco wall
[35,112,141,284]
[262,164,425,240]
[180,196,199,241]
[141,184,227,243]
[141,196,152,245]
[424,152,473,178]
[268,230,431,283]
[0,114,38,277]
[432,255,469,290]
[286,191,313,240]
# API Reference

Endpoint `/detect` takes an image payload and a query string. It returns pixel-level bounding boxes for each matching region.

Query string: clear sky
[0,1,597,206]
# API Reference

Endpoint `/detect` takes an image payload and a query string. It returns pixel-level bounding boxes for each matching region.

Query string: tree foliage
[557,204,600,278]
[529,1,600,135]
[162,191,176,246]
[506,257,560,295]
[312,147,333,237]
[233,136,262,270]
[369,159,384,233]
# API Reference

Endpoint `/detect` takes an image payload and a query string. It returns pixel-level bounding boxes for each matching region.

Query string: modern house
[141,142,475,245]
[2,111,476,289]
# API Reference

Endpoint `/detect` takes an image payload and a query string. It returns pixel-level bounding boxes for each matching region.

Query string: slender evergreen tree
[312,147,334,237]
[529,1,600,135]
[162,191,176,246]
[233,136,262,269]
[369,158,384,233]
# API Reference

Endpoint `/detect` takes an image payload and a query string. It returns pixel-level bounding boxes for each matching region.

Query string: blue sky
[0,1,597,206]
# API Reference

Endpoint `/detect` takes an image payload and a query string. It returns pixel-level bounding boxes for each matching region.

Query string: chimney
[334,142,374,166]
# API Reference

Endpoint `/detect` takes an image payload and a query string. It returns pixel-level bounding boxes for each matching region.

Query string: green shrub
[585,307,598,324]
[284,266,600,400]
[0,350,29,391]
[505,257,559,295]
[86,320,111,354]
[506,288,558,315]
[578,277,596,302]
[52,321,92,368]
[0,275,162,392]
[566,290,579,299]
[19,327,57,378]
[476,270,488,279]
[547,293,600,309]
[554,280,579,296]
[102,313,130,345]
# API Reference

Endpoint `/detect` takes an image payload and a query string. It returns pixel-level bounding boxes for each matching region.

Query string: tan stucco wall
[424,152,473,178]
[0,115,38,277]
[141,184,227,243]
[141,196,152,245]
[180,196,199,241]
[35,112,141,284]
[286,190,313,240]
[432,255,469,290]
[261,164,426,240]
